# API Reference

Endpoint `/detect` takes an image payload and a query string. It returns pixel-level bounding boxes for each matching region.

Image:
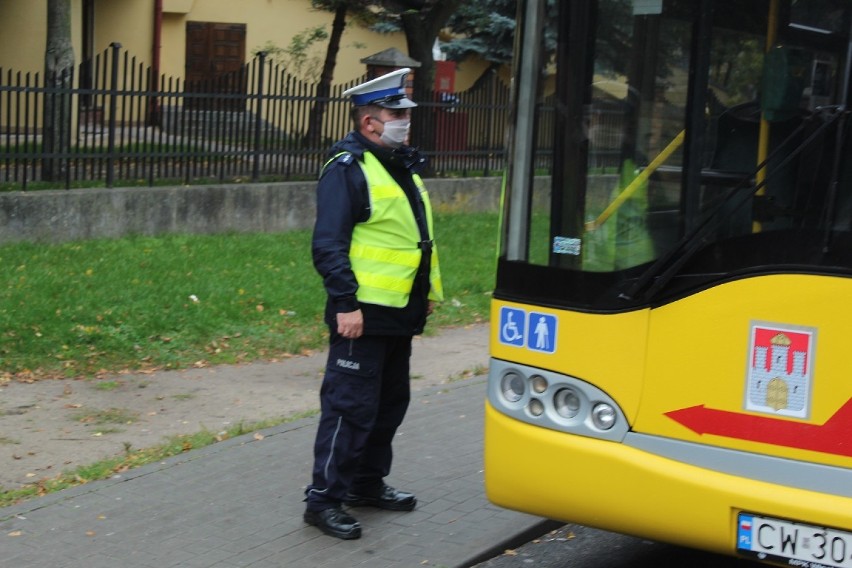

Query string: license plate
[738,513,852,568]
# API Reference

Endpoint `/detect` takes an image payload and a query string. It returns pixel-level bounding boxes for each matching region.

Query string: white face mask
[378,119,410,148]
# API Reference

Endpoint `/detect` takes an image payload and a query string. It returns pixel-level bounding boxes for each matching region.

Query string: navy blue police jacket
[312,131,433,337]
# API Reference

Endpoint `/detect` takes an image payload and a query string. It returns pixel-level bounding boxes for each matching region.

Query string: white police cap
[343,68,417,109]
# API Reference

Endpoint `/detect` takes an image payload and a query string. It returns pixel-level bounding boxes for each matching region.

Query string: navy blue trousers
[305,332,412,511]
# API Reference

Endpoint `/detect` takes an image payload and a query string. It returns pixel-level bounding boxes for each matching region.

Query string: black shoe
[344,484,417,512]
[303,506,362,540]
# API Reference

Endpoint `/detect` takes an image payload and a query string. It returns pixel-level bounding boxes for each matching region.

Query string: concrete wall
[0,178,508,244]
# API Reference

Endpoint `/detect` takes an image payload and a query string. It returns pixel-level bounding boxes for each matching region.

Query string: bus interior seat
[705,100,804,237]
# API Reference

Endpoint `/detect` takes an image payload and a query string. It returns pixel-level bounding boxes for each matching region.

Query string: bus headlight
[554,388,581,419]
[528,398,545,416]
[501,371,526,403]
[531,375,548,393]
[591,403,617,430]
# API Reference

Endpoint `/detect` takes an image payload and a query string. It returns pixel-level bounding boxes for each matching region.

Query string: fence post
[252,51,266,182]
[106,42,121,188]
[485,73,495,177]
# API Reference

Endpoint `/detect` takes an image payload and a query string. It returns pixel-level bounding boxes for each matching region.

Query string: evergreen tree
[442,0,520,65]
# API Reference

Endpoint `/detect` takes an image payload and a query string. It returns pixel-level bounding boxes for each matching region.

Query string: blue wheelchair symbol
[528,312,557,353]
[499,307,526,347]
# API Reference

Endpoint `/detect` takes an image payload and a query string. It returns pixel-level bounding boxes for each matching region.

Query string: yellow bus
[485,0,852,565]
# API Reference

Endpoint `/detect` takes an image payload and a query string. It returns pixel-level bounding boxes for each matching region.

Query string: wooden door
[185,22,247,110]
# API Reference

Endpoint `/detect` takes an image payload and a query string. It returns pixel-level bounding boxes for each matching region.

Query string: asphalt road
[473,524,764,568]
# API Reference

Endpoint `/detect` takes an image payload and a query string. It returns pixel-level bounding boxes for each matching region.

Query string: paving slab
[1,325,553,567]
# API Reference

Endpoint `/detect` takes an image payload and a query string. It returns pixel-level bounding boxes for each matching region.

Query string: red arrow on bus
[665,398,852,458]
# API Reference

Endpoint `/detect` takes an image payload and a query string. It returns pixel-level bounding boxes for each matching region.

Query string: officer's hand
[337,309,364,339]
[427,301,435,316]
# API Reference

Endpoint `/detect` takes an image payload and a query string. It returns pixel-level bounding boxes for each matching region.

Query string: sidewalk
[1,325,553,567]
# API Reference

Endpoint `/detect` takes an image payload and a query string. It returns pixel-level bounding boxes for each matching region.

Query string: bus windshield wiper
[621,106,845,303]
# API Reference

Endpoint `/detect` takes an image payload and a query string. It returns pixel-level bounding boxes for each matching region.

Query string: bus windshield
[499,0,852,310]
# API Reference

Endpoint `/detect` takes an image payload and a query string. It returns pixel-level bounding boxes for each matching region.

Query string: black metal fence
[0,44,527,190]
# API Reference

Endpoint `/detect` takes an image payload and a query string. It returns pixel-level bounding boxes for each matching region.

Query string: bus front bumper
[484,401,852,558]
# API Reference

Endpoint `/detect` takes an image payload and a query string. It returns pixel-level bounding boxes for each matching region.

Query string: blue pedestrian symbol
[528,312,557,353]
[499,307,526,347]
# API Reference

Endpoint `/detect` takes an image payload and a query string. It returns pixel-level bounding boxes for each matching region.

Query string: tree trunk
[400,0,462,158]
[400,0,462,95]
[43,0,75,181]
[304,2,347,149]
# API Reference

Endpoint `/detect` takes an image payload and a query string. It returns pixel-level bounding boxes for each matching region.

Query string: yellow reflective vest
[346,151,444,308]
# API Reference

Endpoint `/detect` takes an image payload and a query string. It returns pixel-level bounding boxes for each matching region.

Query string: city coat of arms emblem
[745,322,815,419]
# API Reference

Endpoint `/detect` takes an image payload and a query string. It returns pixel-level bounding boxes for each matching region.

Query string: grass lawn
[0,212,497,383]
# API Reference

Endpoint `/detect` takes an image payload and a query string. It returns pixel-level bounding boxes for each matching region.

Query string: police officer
[304,67,443,540]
